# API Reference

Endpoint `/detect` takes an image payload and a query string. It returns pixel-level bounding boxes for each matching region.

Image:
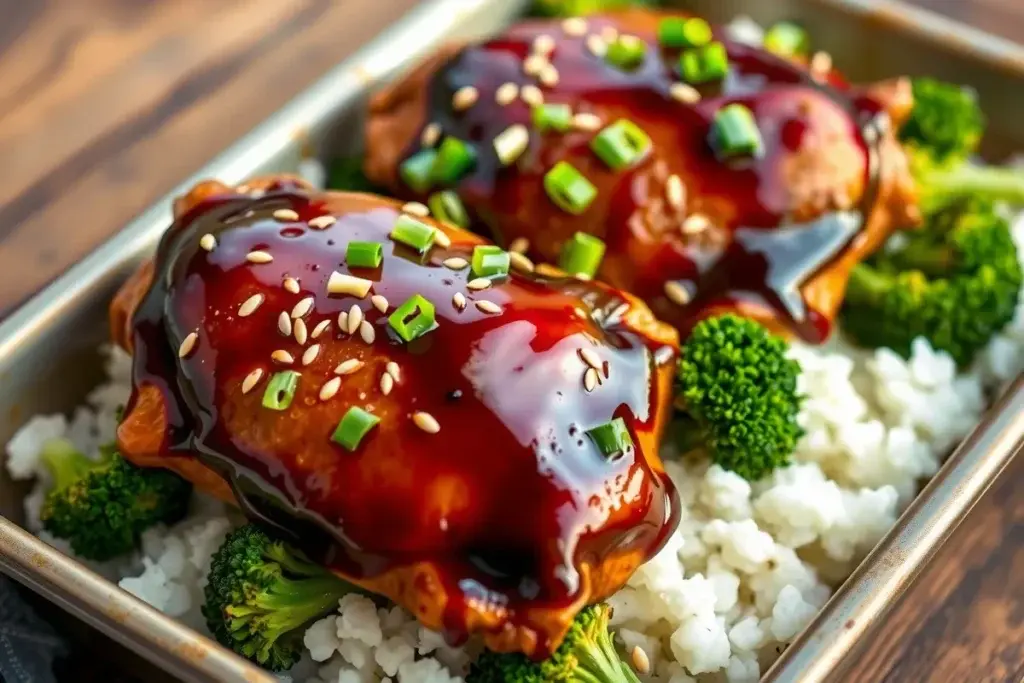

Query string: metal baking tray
[0,0,1021,681]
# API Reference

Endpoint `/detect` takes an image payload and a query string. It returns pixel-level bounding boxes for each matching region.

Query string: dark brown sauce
[123,184,678,654]
[397,15,889,343]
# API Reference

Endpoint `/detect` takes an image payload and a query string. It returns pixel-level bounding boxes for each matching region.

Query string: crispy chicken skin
[110,175,679,658]
[364,9,920,342]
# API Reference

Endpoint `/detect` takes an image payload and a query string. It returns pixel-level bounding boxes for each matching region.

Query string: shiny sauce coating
[121,181,678,654]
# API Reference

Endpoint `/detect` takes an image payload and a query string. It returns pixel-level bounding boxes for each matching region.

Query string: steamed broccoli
[468,604,641,683]
[202,524,358,672]
[39,440,192,561]
[675,315,803,481]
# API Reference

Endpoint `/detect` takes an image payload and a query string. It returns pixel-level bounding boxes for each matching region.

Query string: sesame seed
[510,251,535,273]
[810,51,833,80]
[294,318,308,345]
[273,208,300,222]
[413,412,441,434]
[347,305,363,335]
[327,271,373,298]
[562,17,587,37]
[475,300,501,314]
[371,295,389,313]
[533,34,556,56]
[523,54,548,77]
[311,319,331,339]
[272,350,295,365]
[664,281,691,306]
[585,35,607,57]
[466,278,491,291]
[521,85,544,107]
[495,82,519,106]
[452,292,467,310]
[199,234,217,251]
[535,263,565,278]
[335,359,364,375]
[433,230,452,248]
[247,250,273,264]
[584,367,598,392]
[291,297,315,319]
[631,646,651,675]
[309,215,337,230]
[509,238,529,254]
[238,294,264,317]
[283,277,300,294]
[452,86,479,111]
[572,112,602,131]
[575,272,592,282]
[539,65,560,87]
[301,344,320,366]
[278,311,293,336]
[178,332,198,358]
[402,201,430,217]
[666,175,685,209]
[360,320,376,344]
[241,368,264,394]
[319,377,341,401]
[380,372,394,396]
[494,124,530,167]
[421,123,442,147]
[579,347,602,370]
[683,214,710,234]
[386,361,400,381]
[669,81,701,104]
[337,311,348,332]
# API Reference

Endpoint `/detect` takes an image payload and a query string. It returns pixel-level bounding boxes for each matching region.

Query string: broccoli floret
[468,604,641,683]
[202,524,358,672]
[531,0,656,17]
[842,197,1021,367]
[39,440,192,561]
[675,315,803,481]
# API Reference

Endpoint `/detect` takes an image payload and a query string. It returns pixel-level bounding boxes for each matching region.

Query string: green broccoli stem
[250,576,349,637]
[844,265,891,306]
[886,239,957,276]
[574,629,642,683]
[40,439,94,490]
[920,163,1024,213]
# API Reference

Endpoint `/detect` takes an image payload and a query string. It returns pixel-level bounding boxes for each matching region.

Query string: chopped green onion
[764,21,810,59]
[400,149,437,193]
[605,35,646,70]
[391,215,437,253]
[532,103,573,133]
[658,17,712,49]
[680,41,729,84]
[346,241,383,268]
[586,418,633,460]
[590,119,652,170]
[430,137,477,185]
[559,232,606,278]
[262,371,300,411]
[428,191,469,228]
[543,162,597,215]
[471,246,510,278]
[331,407,380,452]
[389,294,437,342]
[711,103,763,159]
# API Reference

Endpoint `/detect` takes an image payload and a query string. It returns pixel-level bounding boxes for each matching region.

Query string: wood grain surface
[0,1,1020,682]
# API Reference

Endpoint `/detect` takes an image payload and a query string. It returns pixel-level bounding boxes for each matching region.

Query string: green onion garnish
[590,119,652,171]
[532,103,573,133]
[471,246,510,278]
[430,137,477,186]
[262,371,300,411]
[586,418,633,460]
[605,36,646,70]
[331,407,380,452]
[543,162,597,215]
[346,241,383,268]
[391,215,437,253]
[389,294,437,343]
[400,149,437,193]
[680,41,729,84]
[764,21,810,59]
[559,232,606,278]
[711,103,763,159]
[658,17,712,49]
[428,191,469,228]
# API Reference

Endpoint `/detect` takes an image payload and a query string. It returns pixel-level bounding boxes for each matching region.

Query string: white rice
[8,19,1024,682]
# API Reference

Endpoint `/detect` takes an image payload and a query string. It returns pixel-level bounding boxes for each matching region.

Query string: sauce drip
[122,184,678,653]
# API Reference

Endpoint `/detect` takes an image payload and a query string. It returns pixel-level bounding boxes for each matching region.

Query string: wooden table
[0,1,1020,682]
